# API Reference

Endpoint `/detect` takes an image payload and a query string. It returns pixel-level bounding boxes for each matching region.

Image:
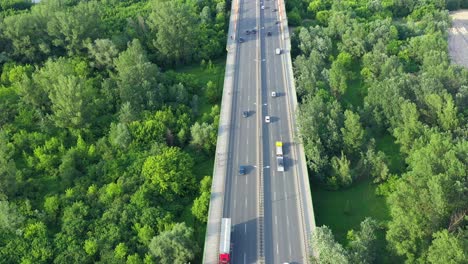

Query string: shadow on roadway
[231,218,259,264]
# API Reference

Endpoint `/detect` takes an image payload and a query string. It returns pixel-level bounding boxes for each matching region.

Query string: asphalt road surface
[223,0,308,263]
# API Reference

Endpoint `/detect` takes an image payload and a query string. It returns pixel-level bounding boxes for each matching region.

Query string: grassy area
[312,178,390,243]
[343,76,366,108]
[375,134,406,174]
[176,58,225,88]
[176,58,226,121]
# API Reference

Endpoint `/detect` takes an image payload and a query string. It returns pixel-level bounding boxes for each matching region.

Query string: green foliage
[0,130,17,198]
[190,122,217,153]
[191,176,212,223]
[148,222,198,264]
[341,110,364,154]
[0,0,226,262]
[1,10,51,62]
[330,152,352,189]
[205,80,221,103]
[312,218,379,264]
[288,8,302,27]
[293,1,467,263]
[386,133,467,262]
[114,39,161,112]
[148,1,201,65]
[311,226,350,264]
[329,52,353,97]
[48,75,97,131]
[347,218,378,264]
[0,200,24,233]
[142,147,195,201]
[427,230,468,264]
[297,92,344,180]
[109,122,131,150]
[47,1,103,55]
[86,39,119,70]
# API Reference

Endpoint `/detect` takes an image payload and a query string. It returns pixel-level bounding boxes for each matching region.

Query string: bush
[288,9,302,27]
[446,0,461,10]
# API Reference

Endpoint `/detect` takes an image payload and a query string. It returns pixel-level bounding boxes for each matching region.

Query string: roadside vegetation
[0,0,227,263]
[287,0,468,263]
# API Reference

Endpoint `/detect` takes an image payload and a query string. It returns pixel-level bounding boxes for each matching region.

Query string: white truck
[276,141,284,172]
[219,218,231,264]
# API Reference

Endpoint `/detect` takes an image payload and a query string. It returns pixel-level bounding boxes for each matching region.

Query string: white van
[275,48,281,55]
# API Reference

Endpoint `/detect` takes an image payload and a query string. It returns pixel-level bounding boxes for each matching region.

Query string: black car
[276,21,280,24]
[251,29,257,34]
[246,30,251,35]
[242,111,249,118]
[239,166,246,175]
[239,37,245,43]
[267,31,272,36]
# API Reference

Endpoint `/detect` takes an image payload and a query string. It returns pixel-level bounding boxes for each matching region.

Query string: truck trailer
[276,141,284,172]
[219,218,231,264]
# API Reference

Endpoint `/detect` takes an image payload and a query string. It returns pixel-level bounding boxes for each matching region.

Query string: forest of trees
[289,0,467,263]
[0,0,227,263]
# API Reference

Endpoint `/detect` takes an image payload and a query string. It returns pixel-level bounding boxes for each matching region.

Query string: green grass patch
[342,61,366,109]
[175,58,225,122]
[176,58,225,88]
[375,134,406,174]
[311,177,399,262]
[311,177,390,242]
[343,76,366,108]
[194,154,215,181]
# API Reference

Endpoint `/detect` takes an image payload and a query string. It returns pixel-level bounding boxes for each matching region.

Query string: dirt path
[449,10,468,67]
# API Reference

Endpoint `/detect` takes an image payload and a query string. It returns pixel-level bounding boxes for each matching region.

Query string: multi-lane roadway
[222,0,309,263]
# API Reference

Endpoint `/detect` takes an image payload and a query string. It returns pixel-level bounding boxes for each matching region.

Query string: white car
[271,91,277,97]
[261,5,265,9]
[265,116,271,123]
[275,48,281,55]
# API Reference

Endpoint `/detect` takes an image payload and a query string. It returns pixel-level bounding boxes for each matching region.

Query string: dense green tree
[21,222,53,263]
[114,39,161,112]
[297,93,344,179]
[109,122,131,150]
[329,52,353,97]
[1,11,51,62]
[0,130,17,198]
[386,133,467,262]
[191,176,212,223]
[190,122,217,153]
[86,39,119,70]
[362,146,390,183]
[142,147,195,200]
[205,80,221,103]
[364,75,416,129]
[130,106,192,147]
[47,1,103,55]
[423,92,459,132]
[149,1,201,65]
[427,230,467,264]
[48,75,97,131]
[330,152,352,189]
[347,218,378,264]
[311,226,350,264]
[294,26,332,98]
[341,110,364,155]
[148,222,198,264]
[339,22,367,57]
[0,200,23,234]
[392,101,426,154]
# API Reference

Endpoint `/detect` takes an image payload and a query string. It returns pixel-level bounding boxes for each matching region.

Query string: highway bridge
[203,0,316,263]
